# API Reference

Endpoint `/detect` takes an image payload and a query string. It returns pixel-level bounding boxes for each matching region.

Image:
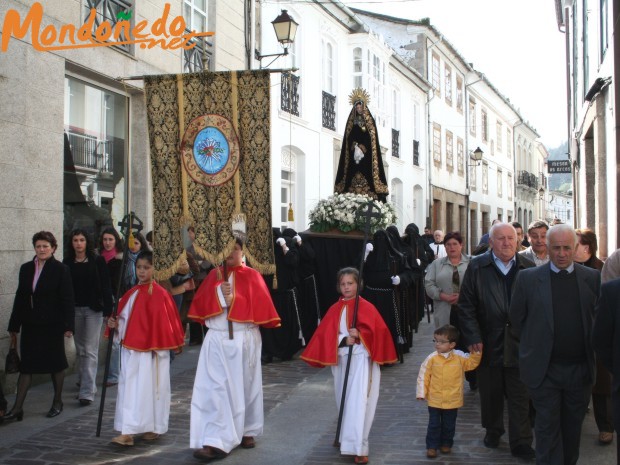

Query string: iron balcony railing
[517,170,538,189]
[392,129,400,159]
[322,91,336,131]
[184,32,213,73]
[67,131,114,173]
[281,73,300,116]
[413,140,420,166]
[85,0,133,54]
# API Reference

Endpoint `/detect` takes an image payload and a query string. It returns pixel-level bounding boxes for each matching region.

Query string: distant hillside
[547,141,571,191]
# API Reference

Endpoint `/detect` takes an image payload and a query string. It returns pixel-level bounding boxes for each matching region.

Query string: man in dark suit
[593,277,620,464]
[458,222,535,459]
[510,224,600,465]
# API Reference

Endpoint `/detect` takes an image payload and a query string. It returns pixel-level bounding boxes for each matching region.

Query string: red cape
[301,296,398,367]
[188,264,280,328]
[105,282,185,351]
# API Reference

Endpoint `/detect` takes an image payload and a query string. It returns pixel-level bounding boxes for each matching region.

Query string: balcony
[392,129,400,159]
[85,0,133,54]
[413,140,420,166]
[281,73,300,116]
[322,91,336,131]
[67,131,114,173]
[184,32,214,73]
[517,170,539,189]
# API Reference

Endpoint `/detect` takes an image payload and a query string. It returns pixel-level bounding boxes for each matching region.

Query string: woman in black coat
[64,229,113,406]
[5,231,75,421]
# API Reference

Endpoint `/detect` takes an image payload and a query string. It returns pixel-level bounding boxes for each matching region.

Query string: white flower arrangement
[308,193,397,234]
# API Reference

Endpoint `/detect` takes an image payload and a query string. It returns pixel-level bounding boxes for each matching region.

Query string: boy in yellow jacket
[416,324,481,459]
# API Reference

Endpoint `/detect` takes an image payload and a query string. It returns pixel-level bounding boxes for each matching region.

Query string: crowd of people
[2,219,620,465]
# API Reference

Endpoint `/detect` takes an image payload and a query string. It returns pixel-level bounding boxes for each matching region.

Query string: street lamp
[468,147,484,166]
[255,10,299,68]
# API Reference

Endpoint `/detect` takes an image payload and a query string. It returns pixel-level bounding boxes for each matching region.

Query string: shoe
[78,399,92,406]
[354,456,369,464]
[111,434,134,446]
[426,449,437,458]
[469,380,478,391]
[46,403,63,418]
[188,340,202,346]
[142,432,160,441]
[511,444,536,460]
[193,446,228,460]
[3,409,24,422]
[439,445,451,454]
[261,355,273,364]
[599,431,613,444]
[105,382,118,388]
[483,432,500,448]
[241,436,255,449]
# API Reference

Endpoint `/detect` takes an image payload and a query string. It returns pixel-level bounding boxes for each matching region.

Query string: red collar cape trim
[105,282,185,351]
[301,296,397,368]
[187,264,281,328]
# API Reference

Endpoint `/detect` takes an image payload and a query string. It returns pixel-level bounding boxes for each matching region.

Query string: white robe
[190,283,264,453]
[113,290,172,435]
[333,309,381,457]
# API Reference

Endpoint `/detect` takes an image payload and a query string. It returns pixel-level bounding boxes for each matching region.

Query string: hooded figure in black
[334,91,389,202]
[282,228,321,341]
[361,229,403,361]
[261,228,302,363]
[403,223,435,330]
[386,225,422,352]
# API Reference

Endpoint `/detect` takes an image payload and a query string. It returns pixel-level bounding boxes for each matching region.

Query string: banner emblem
[181,114,240,186]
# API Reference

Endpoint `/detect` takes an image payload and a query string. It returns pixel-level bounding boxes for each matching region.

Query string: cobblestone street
[0,319,615,464]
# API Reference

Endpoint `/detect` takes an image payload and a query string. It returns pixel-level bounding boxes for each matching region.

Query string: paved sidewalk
[0,319,615,464]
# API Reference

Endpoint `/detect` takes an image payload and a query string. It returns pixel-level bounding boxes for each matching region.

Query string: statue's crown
[348,88,370,106]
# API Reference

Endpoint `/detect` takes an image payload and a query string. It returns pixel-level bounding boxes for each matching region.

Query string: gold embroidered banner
[145,71,275,280]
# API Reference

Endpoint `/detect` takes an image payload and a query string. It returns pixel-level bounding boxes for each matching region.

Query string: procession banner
[145,70,275,280]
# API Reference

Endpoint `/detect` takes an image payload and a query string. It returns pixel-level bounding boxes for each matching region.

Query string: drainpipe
[426,34,443,229]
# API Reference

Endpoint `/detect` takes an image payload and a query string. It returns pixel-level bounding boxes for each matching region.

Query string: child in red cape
[106,250,185,446]
[301,267,397,464]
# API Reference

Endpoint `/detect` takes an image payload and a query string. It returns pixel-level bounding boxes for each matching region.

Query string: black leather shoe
[78,399,92,406]
[511,444,536,460]
[483,432,500,448]
[46,403,63,418]
[3,409,24,422]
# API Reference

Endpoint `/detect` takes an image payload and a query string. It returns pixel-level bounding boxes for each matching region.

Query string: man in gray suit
[510,224,600,465]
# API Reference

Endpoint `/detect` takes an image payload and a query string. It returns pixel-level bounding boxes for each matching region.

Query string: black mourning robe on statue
[334,101,388,201]
[261,233,302,362]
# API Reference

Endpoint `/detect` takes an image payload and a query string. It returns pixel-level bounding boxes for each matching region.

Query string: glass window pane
[196,0,206,11]
[281,187,287,202]
[64,76,127,254]
[281,207,288,222]
[281,170,289,181]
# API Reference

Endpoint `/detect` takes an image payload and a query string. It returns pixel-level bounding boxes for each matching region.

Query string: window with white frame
[183,0,210,72]
[469,97,476,136]
[281,151,296,228]
[456,75,463,114]
[446,130,454,170]
[457,137,464,175]
[353,47,363,88]
[497,168,503,197]
[507,172,513,200]
[496,120,503,152]
[323,41,334,94]
[481,108,488,142]
[433,123,442,164]
[432,52,441,97]
[506,128,512,158]
[444,65,452,106]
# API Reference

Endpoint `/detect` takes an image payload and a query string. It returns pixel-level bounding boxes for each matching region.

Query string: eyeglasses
[432,339,452,345]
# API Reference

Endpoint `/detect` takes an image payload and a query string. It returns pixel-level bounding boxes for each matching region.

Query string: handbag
[5,347,20,374]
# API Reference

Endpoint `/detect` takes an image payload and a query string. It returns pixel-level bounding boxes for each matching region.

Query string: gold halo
[348,88,370,106]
